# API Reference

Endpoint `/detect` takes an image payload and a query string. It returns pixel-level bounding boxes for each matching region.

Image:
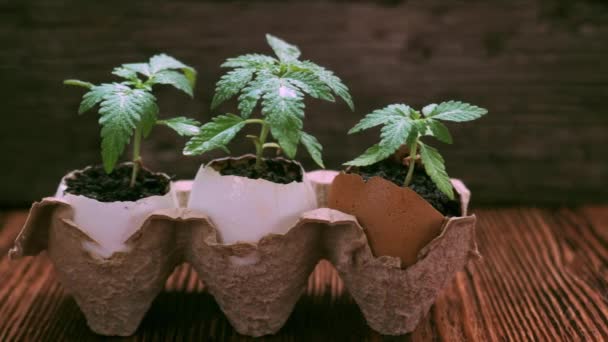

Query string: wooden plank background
[1,0,607,206]
[1,206,607,340]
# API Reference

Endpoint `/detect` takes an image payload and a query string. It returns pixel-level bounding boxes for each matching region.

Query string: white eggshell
[55,176,178,258]
[172,180,193,208]
[188,162,318,244]
[451,178,471,217]
[307,170,340,207]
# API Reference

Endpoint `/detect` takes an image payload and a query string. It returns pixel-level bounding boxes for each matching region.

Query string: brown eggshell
[327,173,446,267]
[9,199,186,336]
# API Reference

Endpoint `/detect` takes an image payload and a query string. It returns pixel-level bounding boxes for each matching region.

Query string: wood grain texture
[0,0,607,206]
[1,206,607,341]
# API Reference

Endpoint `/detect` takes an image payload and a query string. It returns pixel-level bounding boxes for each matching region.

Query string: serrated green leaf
[261,78,305,158]
[78,83,116,114]
[140,100,159,137]
[149,54,187,73]
[284,71,335,102]
[112,67,138,80]
[344,144,391,166]
[181,68,197,90]
[300,132,324,168]
[97,84,155,172]
[159,117,201,136]
[184,114,245,155]
[426,119,452,144]
[348,104,409,134]
[237,79,265,118]
[422,103,437,116]
[147,54,197,88]
[122,63,151,77]
[100,122,132,174]
[221,54,277,69]
[211,68,255,109]
[347,103,416,166]
[300,61,354,111]
[261,77,305,118]
[237,70,280,118]
[379,116,414,152]
[429,100,488,122]
[418,142,454,199]
[266,34,301,62]
[151,70,194,97]
[266,113,302,159]
[98,85,152,128]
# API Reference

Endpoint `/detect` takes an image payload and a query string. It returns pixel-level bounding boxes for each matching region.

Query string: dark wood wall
[1,0,607,206]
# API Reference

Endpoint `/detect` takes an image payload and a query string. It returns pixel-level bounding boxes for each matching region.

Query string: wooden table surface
[1,206,607,341]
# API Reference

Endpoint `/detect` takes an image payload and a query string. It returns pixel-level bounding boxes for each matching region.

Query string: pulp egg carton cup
[9,165,478,337]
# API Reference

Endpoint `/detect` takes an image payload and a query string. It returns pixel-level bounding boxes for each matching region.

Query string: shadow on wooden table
[18,262,396,341]
[141,289,371,341]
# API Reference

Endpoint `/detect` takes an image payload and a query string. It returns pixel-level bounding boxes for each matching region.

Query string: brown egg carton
[9,200,186,336]
[9,173,478,337]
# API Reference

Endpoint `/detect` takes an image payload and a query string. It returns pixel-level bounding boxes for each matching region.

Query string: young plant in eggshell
[62,54,200,257]
[346,101,487,199]
[184,34,353,244]
[329,101,487,267]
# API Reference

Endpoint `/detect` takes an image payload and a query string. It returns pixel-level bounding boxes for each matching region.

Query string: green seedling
[184,34,354,169]
[65,54,201,187]
[345,101,488,199]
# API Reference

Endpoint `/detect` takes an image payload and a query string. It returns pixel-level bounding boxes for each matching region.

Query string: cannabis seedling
[65,54,201,187]
[184,34,354,169]
[345,101,488,199]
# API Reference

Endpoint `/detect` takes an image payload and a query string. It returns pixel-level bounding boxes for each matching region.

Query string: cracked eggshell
[327,173,445,268]
[55,168,178,258]
[188,155,318,244]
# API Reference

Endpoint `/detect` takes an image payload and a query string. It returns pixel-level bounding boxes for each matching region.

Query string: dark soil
[348,159,461,216]
[63,164,171,202]
[213,157,303,184]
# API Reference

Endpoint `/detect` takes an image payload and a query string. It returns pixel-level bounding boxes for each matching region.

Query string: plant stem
[244,119,265,125]
[255,122,270,170]
[243,119,272,169]
[130,126,143,188]
[404,139,418,187]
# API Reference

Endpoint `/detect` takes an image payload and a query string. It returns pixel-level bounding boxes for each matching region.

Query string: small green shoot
[183,34,354,169]
[65,54,201,187]
[345,101,488,199]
